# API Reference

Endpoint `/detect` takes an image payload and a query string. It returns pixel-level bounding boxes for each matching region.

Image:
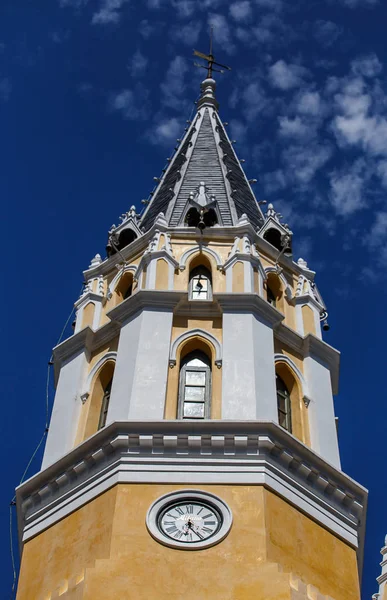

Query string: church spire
[139,43,264,233]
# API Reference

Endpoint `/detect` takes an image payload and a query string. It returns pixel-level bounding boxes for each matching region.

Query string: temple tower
[15,70,367,600]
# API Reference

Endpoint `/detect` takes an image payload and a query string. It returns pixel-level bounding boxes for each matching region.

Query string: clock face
[158,501,221,543]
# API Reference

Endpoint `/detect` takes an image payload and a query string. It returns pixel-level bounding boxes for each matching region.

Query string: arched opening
[276,373,292,433]
[178,350,211,419]
[115,271,134,303]
[184,207,218,228]
[264,228,282,251]
[83,361,115,440]
[275,361,309,444]
[117,229,137,251]
[107,229,137,256]
[265,272,283,312]
[188,255,213,300]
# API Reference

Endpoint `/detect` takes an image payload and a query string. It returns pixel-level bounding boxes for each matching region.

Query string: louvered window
[178,352,211,419]
[276,374,292,433]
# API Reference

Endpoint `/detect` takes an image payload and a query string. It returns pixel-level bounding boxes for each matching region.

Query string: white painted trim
[265,267,293,300]
[92,299,103,331]
[179,246,223,271]
[17,421,367,566]
[145,489,233,550]
[169,328,222,366]
[274,353,310,399]
[79,351,117,402]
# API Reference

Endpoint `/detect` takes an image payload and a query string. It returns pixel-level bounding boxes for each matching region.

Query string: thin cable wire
[8,291,80,598]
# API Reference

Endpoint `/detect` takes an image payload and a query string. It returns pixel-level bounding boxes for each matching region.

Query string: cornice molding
[107,290,184,325]
[275,323,340,393]
[16,420,367,574]
[215,293,284,327]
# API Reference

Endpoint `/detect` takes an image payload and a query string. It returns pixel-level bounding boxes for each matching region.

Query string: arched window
[98,379,112,429]
[82,361,115,441]
[276,374,292,433]
[178,351,211,419]
[189,266,212,300]
[115,271,134,304]
[265,273,283,312]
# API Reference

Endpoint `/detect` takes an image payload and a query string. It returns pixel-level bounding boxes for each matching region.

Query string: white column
[304,355,341,468]
[108,308,173,421]
[42,349,88,469]
[222,312,277,421]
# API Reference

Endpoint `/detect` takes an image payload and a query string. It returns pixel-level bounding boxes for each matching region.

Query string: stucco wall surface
[17,484,359,600]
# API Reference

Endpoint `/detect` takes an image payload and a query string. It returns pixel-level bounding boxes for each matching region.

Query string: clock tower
[15,63,367,599]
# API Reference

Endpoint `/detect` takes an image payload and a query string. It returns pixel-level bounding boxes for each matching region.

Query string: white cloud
[351,54,382,78]
[339,0,378,7]
[139,19,157,38]
[269,60,308,90]
[229,119,247,143]
[283,143,332,184]
[295,91,322,116]
[365,211,387,251]
[160,56,189,110]
[376,161,387,188]
[314,20,342,47]
[262,169,287,194]
[253,14,288,45]
[128,50,148,77]
[229,1,252,22]
[153,117,182,145]
[278,116,312,140]
[208,13,234,53]
[109,86,149,120]
[172,20,202,46]
[328,159,369,216]
[241,81,268,121]
[331,74,387,157]
[172,0,195,18]
[92,0,128,24]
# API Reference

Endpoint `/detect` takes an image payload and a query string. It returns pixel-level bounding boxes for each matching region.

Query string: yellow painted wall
[155,258,169,290]
[302,305,316,335]
[232,261,244,292]
[81,303,95,330]
[17,485,359,600]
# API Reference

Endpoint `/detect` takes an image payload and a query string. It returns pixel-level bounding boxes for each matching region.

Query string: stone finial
[197,78,219,111]
[297,257,308,269]
[266,203,276,218]
[89,253,102,268]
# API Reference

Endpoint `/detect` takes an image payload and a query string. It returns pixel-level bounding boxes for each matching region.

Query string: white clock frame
[146,489,233,550]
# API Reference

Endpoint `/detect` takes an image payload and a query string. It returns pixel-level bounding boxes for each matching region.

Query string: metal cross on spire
[193,26,231,79]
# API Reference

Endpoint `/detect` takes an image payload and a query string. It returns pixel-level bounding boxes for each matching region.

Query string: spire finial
[193,29,231,111]
[193,27,231,80]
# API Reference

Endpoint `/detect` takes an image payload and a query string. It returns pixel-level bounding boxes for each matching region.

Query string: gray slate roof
[140,105,264,232]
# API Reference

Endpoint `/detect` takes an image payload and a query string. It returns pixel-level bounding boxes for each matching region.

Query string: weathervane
[193,26,231,79]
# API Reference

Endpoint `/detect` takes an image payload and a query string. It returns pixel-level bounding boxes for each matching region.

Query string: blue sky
[2,0,387,597]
